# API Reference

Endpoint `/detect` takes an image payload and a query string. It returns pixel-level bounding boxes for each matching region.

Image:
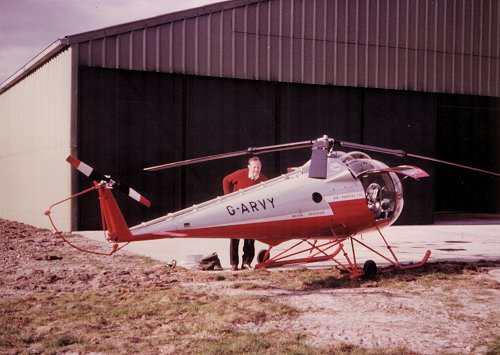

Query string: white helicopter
[46,135,499,277]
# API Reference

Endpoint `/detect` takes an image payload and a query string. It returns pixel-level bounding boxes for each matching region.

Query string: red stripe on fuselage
[128,198,376,245]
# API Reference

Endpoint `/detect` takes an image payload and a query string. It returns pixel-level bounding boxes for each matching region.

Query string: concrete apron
[78,224,500,270]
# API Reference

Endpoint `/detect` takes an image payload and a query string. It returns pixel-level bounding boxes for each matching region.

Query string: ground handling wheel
[257,249,270,264]
[363,259,378,278]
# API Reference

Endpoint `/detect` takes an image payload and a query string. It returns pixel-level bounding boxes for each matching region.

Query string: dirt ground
[1,218,499,354]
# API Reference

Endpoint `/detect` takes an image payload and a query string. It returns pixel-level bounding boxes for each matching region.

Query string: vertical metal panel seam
[322,0,327,84]
[243,5,248,78]
[195,17,199,75]
[365,0,369,87]
[478,0,483,95]
[88,40,92,66]
[291,0,297,82]
[255,4,259,79]
[289,0,293,81]
[451,0,456,93]
[156,26,160,72]
[312,0,317,84]
[405,0,409,90]
[424,0,428,91]
[207,13,211,77]
[70,46,79,230]
[442,0,447,92]
[301,0,305,83]
[115,34,120,68]
[385,0,389,88]
[460,0,465,92]
[414,0,418,90]
[232,8,236,78]
[102,37,106,67]
[468,1,474,94]
[278,0,283,82]
[395,0,400,89]
[487,0,491,95]
[169,23,173,72]
[375,0,380,86]
[344,0,349,86]
[267,1,271,81]
[433,0,437,92]
[182,19,186,73]
[129,32,133,69]
[220,10,224,77]
[142,29,147,71]
[354,0,359,86]
[497,0,500,96]
[333,0,338,84]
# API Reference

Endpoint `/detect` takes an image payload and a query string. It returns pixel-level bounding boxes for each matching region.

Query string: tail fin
[97,183,135,243]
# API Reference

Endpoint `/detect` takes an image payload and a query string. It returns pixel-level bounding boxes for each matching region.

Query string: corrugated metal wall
[0,49,74,230]
[71,0,499,97]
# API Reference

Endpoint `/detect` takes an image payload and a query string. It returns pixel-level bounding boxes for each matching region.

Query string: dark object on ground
[195,252,223,271]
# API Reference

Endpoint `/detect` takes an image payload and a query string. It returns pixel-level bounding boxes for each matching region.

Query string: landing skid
[255,226,431,278]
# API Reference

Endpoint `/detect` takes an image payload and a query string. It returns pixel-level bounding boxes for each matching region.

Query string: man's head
[248,157,262,179]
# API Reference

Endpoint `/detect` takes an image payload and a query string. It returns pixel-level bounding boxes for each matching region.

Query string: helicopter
[46,135,500,278]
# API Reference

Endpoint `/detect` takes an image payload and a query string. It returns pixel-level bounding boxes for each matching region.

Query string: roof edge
[0,39,69,95]
[65,0,263,44]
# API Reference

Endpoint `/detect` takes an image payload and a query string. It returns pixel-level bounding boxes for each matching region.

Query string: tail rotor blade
[112,181,151,208]
[66,155,151,208]
[66,155,107,182]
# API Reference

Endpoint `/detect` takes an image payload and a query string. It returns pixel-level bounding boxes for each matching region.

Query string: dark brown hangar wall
[70,0,499,229]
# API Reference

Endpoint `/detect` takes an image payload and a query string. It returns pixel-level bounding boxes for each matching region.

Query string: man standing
[222,156,268,271]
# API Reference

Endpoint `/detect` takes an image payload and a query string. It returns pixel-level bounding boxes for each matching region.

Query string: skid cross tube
[255,239,346,269]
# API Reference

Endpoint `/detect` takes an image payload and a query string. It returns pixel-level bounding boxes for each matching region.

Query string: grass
[2,259,498,354]
[486,335,500,355]
[0,283,423,355]
[0,288,314,354]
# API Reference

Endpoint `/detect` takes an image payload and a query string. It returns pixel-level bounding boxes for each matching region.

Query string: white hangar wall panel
[0,50,73,230]
[73,0,499,97]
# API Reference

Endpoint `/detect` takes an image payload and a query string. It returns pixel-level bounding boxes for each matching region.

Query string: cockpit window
[338,151,403,222]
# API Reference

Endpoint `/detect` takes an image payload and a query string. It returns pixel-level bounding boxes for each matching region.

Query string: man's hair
[248,156,261,164]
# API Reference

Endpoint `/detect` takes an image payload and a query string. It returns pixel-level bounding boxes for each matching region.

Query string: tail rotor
[66,155,151,208]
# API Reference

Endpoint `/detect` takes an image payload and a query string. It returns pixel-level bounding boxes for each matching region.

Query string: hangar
[0,0,499,231]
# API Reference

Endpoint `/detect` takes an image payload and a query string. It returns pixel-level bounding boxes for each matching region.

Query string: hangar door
[436,95,500,214]
[77,67,362,230]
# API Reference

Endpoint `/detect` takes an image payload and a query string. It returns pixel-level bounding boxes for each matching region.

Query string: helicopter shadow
[300,259,500,290]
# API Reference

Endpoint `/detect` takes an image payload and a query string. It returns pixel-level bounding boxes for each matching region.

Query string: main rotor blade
[338,141,407,157]
[406,153,500,177]
[337,141,500,177]
[144,140,314,171]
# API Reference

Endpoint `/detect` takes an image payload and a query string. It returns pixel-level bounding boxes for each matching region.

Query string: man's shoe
[242,263,253,270]
[231,265,238,271]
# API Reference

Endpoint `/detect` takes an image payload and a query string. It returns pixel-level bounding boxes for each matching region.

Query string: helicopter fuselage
[128,152,404,245]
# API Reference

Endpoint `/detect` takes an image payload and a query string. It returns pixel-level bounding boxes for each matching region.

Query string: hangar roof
[2,0,499,97]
